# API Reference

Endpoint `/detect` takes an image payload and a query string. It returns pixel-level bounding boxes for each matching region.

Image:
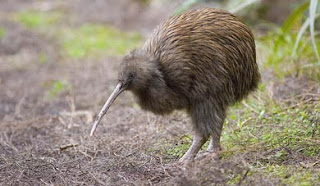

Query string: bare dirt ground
[0,0,319,185]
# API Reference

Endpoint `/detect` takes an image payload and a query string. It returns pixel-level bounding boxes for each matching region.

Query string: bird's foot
[178,154,194,164]
[178,156,194,170]
[195,150,220,161]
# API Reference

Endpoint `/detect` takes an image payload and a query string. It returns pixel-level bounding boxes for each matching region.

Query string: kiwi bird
[90,8,260,162]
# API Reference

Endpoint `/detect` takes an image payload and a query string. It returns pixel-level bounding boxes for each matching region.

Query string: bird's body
[91,8,260,162]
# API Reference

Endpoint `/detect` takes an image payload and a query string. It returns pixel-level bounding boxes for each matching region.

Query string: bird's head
[118,49,157,92]
[90,49,158,136]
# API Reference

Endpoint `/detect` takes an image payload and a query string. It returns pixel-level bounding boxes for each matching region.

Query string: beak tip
[90,127,96,136]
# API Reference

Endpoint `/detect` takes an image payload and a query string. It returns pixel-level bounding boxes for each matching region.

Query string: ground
[0,0,319,185]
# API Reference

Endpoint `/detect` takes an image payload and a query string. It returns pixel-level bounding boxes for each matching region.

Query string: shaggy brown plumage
[91,8,260,162]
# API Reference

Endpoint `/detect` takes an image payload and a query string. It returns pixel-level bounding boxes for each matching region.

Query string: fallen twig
[238,169,250,185]
[59,144,79,151]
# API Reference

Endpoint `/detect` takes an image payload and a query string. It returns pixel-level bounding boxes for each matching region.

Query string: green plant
[14,11,62,28]
[61,24,142,59]
[0,27,6,39]
[260,1,320,76]
[308,0,320,63]
[261,165,319,185]
[174,0,260,15]
[166,135,192,158]
[292,0,320,65]
[174,0,199,15]
[38,53,47,65]
[43,80,70,99]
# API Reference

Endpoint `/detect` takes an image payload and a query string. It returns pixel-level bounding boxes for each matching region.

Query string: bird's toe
[195,150,220,161]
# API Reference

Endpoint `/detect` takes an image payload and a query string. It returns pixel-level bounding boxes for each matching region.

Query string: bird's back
[143,8,260,104]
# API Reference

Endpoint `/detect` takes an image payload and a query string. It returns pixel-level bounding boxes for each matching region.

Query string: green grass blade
[282,2,310,33]
[175,0,260,15]
[292,18,309,58]
[0,27,6,39]
[309,0,320,63]
[292,13,320,58]
[273,2,309,54]
[230,0,260,14]
[174,0,201,15]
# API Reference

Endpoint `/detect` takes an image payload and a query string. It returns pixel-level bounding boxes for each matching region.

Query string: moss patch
[61,24,142,59]
[0,27,6,39]
[42,80,71,99]
[261,165,319,185]
[14,11,62,29]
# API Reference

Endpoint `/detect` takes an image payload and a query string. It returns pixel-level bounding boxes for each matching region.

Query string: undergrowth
[0,27,6,39]
[13,10,143,60]
[14,10,62,29]
[61,24,142,59]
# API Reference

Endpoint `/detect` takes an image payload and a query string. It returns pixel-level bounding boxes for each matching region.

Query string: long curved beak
[90,83,124,136]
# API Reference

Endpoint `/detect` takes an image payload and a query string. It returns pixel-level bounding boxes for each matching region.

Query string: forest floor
[0,0,319,185]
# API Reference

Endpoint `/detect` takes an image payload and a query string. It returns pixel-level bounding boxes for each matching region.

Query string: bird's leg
[207,134,221,152]
[179,130,207,163]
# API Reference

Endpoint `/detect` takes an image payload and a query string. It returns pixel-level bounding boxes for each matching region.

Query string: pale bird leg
[179,131,207,163]
[207,135,221,152]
